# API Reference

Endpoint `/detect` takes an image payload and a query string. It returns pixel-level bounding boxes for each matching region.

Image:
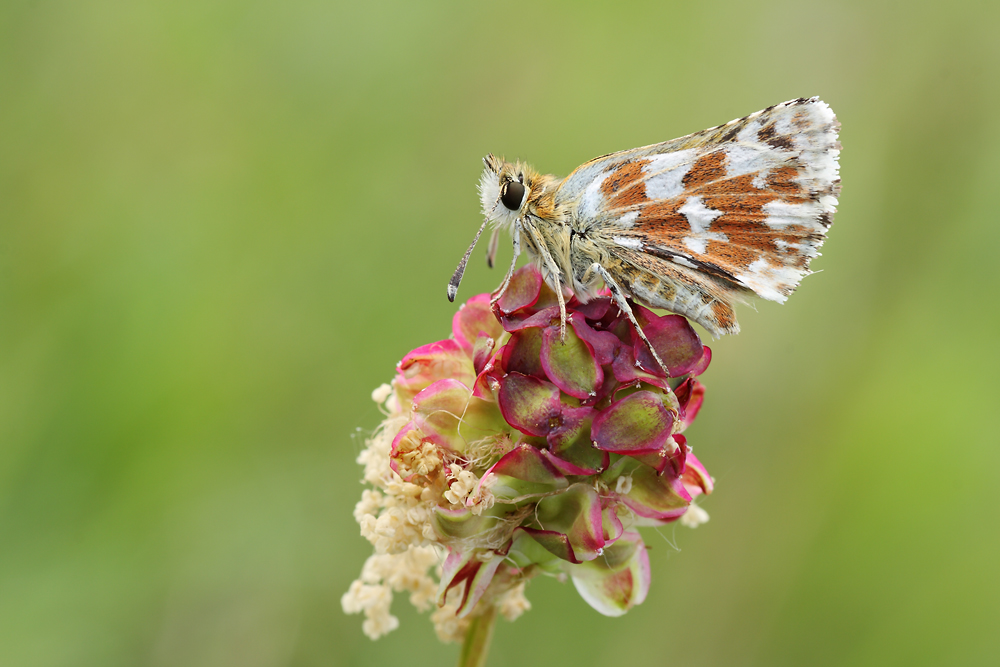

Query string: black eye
[501,180,525,211]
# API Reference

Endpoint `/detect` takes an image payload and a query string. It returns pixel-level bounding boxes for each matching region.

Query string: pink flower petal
[541,320,603,399]
[499,305,560,333]
[411,378,472,449]
[496,265,542,314]
[690,345,712,376]
[507,528,568,572]
[601,500,625,544]
[534,483,607,562]
[481,443,568,501]
[618,460,692,522]
[567,531,650,617]
[438,548,506,617]
[517,528,580,563]
[433,505,491,540]
[631,308,706,378]
[629,433,686,477]
[570,296,612,321]
[500,328,546,378]
[496,372,563,437]
[569,313,621,366]
[452,293,503,352]
[601,456,691,522]
[546,406,607,475]
[411,379,506,452]
[395,339,473,404]
[472,333,497,376]
[674,378,706,432]
[541,449,605,476]
[682,451,714,496]
[610,344,671,388]
[592,391,675,456]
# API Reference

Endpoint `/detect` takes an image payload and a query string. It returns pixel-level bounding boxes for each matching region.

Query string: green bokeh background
[3,1,998,665]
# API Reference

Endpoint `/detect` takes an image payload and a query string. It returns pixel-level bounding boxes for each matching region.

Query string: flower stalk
[457,604,497,667]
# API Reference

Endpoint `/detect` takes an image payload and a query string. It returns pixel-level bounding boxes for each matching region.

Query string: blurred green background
[2,0,999,665]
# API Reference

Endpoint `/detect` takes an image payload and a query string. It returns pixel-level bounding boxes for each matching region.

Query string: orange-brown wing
[556,97,840,334]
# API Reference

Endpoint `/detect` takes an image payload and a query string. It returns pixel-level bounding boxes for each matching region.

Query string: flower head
[343,265,714,640]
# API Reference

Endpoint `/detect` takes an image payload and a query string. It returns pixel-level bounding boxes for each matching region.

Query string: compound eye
[500,180,525,211]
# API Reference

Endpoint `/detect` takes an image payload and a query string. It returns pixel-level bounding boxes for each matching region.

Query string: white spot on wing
[735,117,765,143]
[612,236,643,250]
[617,211,639,228]
[643,149,697,200]
[735,257,808,303]
[762,199,824,230]
[673,256,697,269]
[724,143,784,179]
[581,171,611,219]
[774,238,819,258]
[644,150,698,173]
[678,197,726,254]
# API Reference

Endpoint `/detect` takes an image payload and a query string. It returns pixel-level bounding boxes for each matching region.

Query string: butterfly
[449,97,841,374]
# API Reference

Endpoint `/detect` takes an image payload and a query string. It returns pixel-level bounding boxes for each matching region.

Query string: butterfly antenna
[448,218,490,302]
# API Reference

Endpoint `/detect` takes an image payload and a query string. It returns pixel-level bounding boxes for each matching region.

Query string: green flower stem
[457,605,498,667]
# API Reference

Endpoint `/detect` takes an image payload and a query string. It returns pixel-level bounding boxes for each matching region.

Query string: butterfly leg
[485,228,500,269]
[522,219,568,341]
[491,223,521,308]
[590,263,670,377]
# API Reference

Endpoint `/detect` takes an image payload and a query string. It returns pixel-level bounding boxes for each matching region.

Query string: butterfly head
[479,154,536,230]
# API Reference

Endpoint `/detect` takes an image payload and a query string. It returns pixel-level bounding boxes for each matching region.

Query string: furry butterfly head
[478,154,535,232]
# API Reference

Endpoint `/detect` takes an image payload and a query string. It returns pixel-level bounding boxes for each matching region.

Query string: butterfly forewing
[555,97,841,336]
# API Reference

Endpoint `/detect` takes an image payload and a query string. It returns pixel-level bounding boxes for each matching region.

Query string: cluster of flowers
[342,265,714,641]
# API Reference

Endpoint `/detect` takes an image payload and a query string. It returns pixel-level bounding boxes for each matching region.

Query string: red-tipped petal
[569,313,621,366]
[619,461,692,522]
[534,483,606,562]
[438,549,506,617]
[546,406,607,475]
[601,500,625,544]
[632,310,705,378]
[481,443,568,500]
[541,449,606,476]
[690,345,712,376]
[433,505,492,540]
[411,378,471,449]
[541,321,603,399]
[496,265,542,315]
[517,528,581,563]
[674,378,706,431]
[500,305,561,333]
[610,344,670,388]
[507,528,566,572]
[571,296,612,321]
[567,531,650,617]
[682,451,714,496]
[453,293,503,352]
[592,391,675,456]
[629,434,686,477]
[472,333,497,376]
[496,372,563,437]
[501,327,546,378]
[395,339,473,404]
